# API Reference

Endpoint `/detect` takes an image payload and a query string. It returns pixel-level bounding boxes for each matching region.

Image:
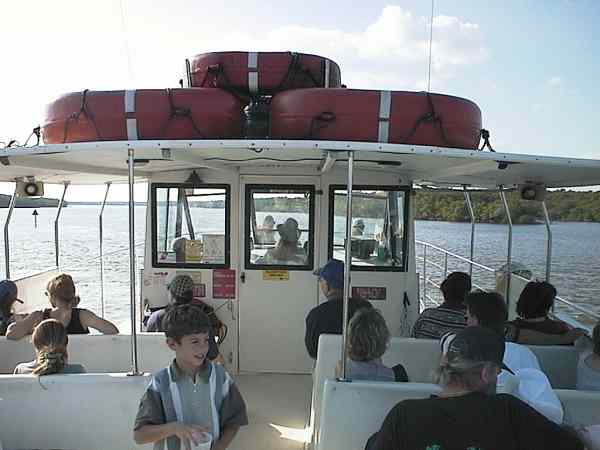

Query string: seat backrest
[528,345,579,389]
[311,335,582,446]
[0,373,152,450]
[0,333,173,374]
[317,379,441,450]
[557,389,600,426]
[311,335,441,446]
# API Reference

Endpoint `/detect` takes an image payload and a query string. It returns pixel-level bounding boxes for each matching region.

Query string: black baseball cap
[446,326,514,375]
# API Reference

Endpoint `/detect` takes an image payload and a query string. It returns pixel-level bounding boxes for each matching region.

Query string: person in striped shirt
[411,272,471,340]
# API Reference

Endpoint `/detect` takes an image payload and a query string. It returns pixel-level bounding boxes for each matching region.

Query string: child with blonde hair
[14,319,86,375]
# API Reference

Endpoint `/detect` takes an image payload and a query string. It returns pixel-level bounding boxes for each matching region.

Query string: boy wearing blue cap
[304,259,372,359]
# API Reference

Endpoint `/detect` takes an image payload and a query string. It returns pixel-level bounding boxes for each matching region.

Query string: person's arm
[508,395,584,449]
[305,311,319,359]
[516,327,586,345]
[134,422,209,450]
[212,425,240,450]
[5,310,44,340]
[367,403,404,450]
[80,309,119,334]
[218,379,248,447]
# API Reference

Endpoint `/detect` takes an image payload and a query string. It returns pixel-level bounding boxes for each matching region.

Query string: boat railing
[416,239,600,331]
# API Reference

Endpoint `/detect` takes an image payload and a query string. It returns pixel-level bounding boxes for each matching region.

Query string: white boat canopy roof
[1,139,600,188]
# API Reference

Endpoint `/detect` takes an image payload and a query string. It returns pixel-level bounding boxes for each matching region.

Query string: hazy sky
[1,0,598,200]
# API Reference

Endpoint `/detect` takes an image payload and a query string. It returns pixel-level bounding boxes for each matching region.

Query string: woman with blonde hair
[14,319,86,375]
[336,308,409,382]
[7,273,118,340]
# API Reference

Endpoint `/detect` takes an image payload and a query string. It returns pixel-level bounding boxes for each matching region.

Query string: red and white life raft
[186,51,342,95]
[270,88,482,149]
[43,88,245,144]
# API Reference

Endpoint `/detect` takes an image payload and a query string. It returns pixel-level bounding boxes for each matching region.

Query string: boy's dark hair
[162,304,211,342]
[440,272,472,306]
[516,281,557,319]
[465,291,507,336]
[593,323,600,356]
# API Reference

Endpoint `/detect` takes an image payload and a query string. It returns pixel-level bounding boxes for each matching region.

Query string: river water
[1,206,598,330]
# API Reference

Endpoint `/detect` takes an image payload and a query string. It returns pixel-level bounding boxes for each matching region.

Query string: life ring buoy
[43,88,245,144]
[270,88,482,149]
[187,51,342,95]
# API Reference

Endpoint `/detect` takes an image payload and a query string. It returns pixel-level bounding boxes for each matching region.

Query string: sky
[0,0,599,201]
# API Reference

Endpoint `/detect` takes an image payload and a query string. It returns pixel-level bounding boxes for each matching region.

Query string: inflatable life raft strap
[308,111,336,138]
[277,52,322,92]
[159,88,206,139]
[397,92,451,147]
[479,129,495,152]
[62,89,103,143]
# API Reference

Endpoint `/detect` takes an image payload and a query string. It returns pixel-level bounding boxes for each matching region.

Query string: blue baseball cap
[314,259,344,290]
[0,280,21,304]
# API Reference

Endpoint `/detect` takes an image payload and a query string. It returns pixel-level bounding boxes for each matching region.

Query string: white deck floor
[230,373,313,450]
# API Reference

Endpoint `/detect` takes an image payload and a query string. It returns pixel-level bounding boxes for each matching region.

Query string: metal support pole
[54,182,69,269]
[499,187,513,308]
[4,184,17,279]
[422,244,427,303]
[444,253,448,277]
[99,182,111,319]
[128,148,140,375]
[463,187,476,277]
[541,201,552,282]
[339,151,354,381]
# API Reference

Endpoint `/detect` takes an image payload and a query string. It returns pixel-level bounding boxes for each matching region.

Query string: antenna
[427,0,435,92]
[119,0,135,85]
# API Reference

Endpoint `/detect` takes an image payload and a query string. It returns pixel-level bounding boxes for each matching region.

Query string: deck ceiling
[1,140,599,188]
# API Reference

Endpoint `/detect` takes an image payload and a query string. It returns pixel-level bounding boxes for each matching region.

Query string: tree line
[415,190,600,224]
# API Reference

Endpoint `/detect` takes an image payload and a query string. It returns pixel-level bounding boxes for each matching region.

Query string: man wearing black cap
[304,259,371,359]
[367,327,583,450]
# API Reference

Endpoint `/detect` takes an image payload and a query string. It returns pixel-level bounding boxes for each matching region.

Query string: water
[1,206,598,330]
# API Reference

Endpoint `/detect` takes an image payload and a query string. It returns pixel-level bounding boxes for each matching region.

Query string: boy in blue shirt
[134,304,247,450]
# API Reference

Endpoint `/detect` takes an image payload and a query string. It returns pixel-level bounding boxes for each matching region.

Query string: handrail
[415,240,495,273]
[417,240,600,322]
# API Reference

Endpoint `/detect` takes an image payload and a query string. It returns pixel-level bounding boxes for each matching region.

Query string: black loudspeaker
[518,183,546,201]
[16,181,44,197]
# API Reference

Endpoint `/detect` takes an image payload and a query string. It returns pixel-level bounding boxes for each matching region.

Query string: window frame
[244,184,316,271]
[327,184,411,272]
[151,182,231,269]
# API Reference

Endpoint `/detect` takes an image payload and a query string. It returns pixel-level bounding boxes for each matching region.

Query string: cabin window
[245,185,315,270]
[328,186,409,271]
[151,183,230,268]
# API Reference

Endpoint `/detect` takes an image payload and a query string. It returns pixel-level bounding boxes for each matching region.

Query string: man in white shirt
[441,291,563,423]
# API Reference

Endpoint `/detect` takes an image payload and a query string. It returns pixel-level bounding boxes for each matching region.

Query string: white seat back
[0,373,152,450]
[317,380,440,450]
[317,380,600,450]
[0,334,173,374]
[311,334,582,446]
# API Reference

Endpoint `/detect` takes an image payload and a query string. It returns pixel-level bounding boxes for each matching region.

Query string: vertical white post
[499,187,513,308]
[3,184,17,279]
[99,182,111,318]
[339,151,354,381]
[54,182,69,268]
[542,201,552,282]
[463,187,476,277]
[128,149,140,375]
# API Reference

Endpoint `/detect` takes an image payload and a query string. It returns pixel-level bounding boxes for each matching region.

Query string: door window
[245,185,315,270]
[152,184,230,267]
[328,186,409,271]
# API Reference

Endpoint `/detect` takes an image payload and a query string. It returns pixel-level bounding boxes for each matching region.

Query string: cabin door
[238,178,320,373]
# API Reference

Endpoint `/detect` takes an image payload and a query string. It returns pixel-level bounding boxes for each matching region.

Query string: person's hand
[562,328,587,343]
[26,310,44,326]
[170,422,210,450]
